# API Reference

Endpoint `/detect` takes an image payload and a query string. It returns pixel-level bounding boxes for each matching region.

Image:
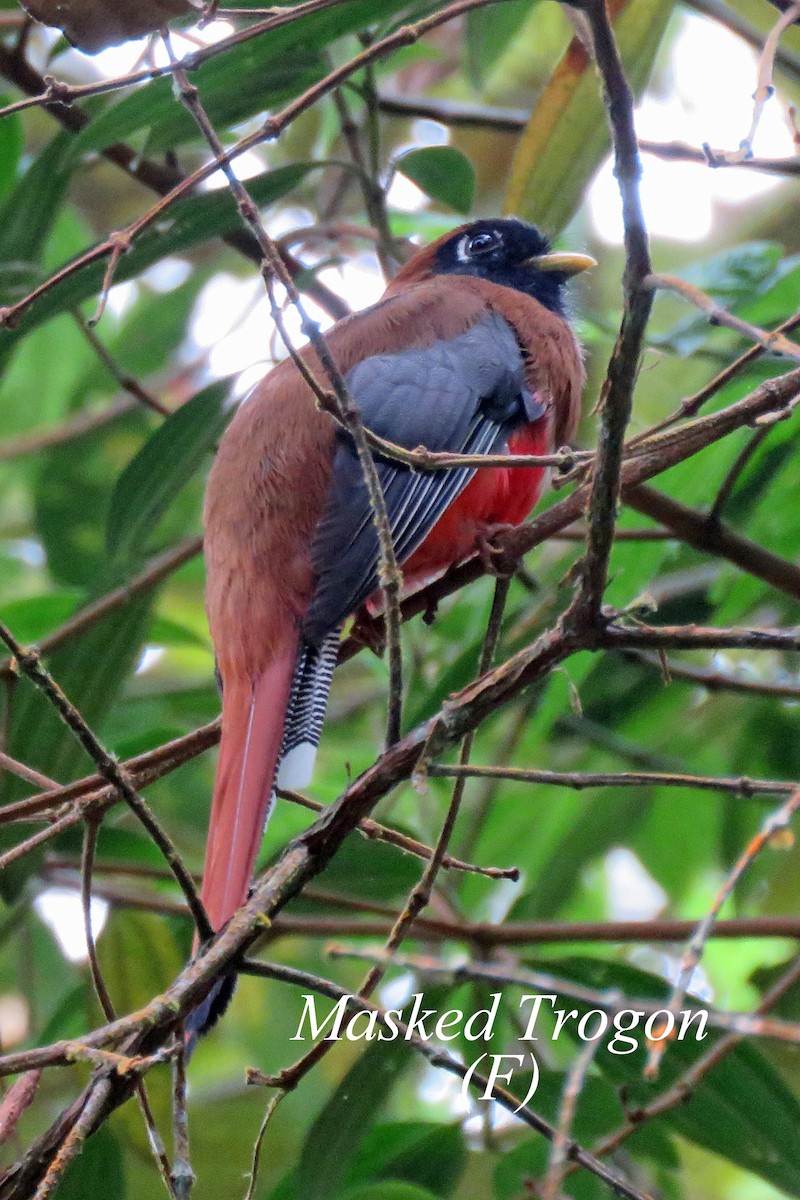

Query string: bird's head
[389,217,595,315]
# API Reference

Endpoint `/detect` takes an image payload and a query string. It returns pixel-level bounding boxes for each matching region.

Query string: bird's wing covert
[303,311,538,643]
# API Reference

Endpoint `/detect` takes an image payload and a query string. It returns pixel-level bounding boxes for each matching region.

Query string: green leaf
[465,0,537,82]
[297,826,422,904]
[0,94,23,203]
[0,597,152,829]
[679,241,784,304]
[504,0,673,233]
[76,47,323,156]
[296,1039,413,1200]
[346,1122,467,1196]
[106,378,233,566]
[0,164,312,366]
[72,0,421,155]
[532,957,800,1198]
[395,147,476,215]
[342,1186,440,1200]
[35,406,149,589]
[36,985,89,1045]
[0,591,82,643]
[96,909,183,1018]
[0,131,76,303]
[57,1125,126,1200]
[509,790,650,920]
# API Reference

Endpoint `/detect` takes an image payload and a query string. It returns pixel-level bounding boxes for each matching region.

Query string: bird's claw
[476,523,520,578]
[350,610,386,657]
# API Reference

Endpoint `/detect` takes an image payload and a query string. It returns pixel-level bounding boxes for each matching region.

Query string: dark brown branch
[625,484,800,600]
[599,621,800,654]
[377,94,800,174]
[567,0,652,623]
[628,648,800,700]
[430,762,796,799]
[32,875,800,946]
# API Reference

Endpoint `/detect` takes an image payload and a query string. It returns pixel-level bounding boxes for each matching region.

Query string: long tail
[189,628,341,1038]
[200,649,298,938]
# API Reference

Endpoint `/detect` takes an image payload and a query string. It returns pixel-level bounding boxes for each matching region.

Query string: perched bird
[195,218,592,1023]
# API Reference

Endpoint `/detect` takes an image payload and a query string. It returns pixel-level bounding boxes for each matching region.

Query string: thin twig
[0,753,57,791]
[568,0,652,623]
[542,1038,602,1200]
[377,93,800,173]
[587,952,800,1164]
[647,787,800,1076]
[0,621,212,943]
[81,822,115,1021]
[599,619,800,654]
[0,537,202,681]
[627,648,800,700]
[81,822,177,1197]
[240,960,647,1200]
[171,1045,193,1200]
[325,944,800,1044]
[332,87,397,278]
[429,762,797,800]
[0,1074,41,1148]
[0,43,348,322]
[73,315,169,415]
[1,728,516,883]
[627,310,800,442]
[31,1078,112,1200]
[645,274,800,362]
[163,30,406,747]
[243,1091,285,1200]
[0,0,510,333]
[706,1,800,163]
[33,877,800,946]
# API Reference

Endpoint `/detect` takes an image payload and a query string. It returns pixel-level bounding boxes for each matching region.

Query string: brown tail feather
[199,647,298,938]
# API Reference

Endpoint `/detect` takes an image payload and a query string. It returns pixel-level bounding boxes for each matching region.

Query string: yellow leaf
[504,0,674,233]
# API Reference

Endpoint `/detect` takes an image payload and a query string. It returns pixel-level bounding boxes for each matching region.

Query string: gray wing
[303,311,540,644]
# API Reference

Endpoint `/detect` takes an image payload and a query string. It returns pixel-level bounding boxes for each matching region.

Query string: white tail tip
[276,742,317,791]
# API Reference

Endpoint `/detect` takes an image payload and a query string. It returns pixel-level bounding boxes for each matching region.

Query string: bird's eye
[466,230,500,256]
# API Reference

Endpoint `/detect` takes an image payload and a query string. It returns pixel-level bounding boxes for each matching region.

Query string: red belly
[400,420,550,591]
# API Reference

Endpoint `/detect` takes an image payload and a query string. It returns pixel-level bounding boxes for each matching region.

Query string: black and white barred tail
[276,626,342,790]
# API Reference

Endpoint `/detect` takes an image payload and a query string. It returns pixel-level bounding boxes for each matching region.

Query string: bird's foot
[476,523,520,578]
[350,609,386,657]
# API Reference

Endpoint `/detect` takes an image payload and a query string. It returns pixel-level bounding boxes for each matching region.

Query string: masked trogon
[194,217,593,1028]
